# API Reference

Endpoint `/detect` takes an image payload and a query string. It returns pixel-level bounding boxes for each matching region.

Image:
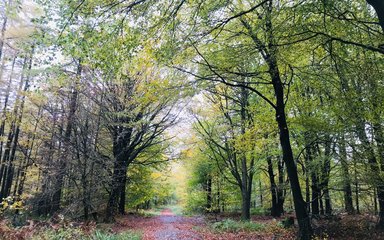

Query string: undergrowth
[91,230,141,240]
[211,219,265,232]
[31,228,141,240]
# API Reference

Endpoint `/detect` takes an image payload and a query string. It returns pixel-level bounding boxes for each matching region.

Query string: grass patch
[137,208,163,217]
[31,227,87,240]
[212,219,265,233]
[32,228,141,240]
[91,230,141,240]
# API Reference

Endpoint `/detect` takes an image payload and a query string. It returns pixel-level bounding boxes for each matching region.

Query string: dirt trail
[144,208,203,240]
[113,208,204,240]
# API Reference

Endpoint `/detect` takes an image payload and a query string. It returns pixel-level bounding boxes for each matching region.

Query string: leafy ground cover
[1,208,384,239]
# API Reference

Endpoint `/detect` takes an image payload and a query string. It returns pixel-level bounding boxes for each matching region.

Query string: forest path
[113,208,205,240]
[143,208,204,240]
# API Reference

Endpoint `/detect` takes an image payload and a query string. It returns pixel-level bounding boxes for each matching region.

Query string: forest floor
[113,208,204,240]
[1,207,384,239]
[111,207,296,240]
[110,208,384,240]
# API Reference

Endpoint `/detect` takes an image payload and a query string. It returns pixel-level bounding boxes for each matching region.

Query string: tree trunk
[0,3,8,61]
[238,83,254,220]
[353,153,360,214]
[106,130,131,221]
[216,176,221,212]
[241,1,312,236]
[322,137,332,215]
[277,156,286,215]
[304,137,320,218]
[319,195,324,215]
[270,64,312,237]
[51,61,81,213]
[339,135,354,214]
[266,1,311,235]
[241,186,251,220]
[276,102,312,239]
[259,180,263,207]
[0,57,16,166]
[5,62,32,196]
[366,0,384,33]
[105,158,125,222]
[0,51,31,199]
[305,171,310,214]
[118,165,128,215]
[267,156,278,217]
[267,155,284,217]
[206,175,212,212]
[240,153,252,220]
[378,189,384,228]
[372,120,384,227]
[374,188,378,215]
[263,13,312,239]
[311,173,320,218]
[0,56,22,196]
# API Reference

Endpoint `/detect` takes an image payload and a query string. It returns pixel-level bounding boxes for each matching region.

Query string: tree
[173,1,313,237]
[194,83,259,220]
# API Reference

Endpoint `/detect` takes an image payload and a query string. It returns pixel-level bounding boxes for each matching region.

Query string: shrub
[32,227,87,240]
[212,219,264,233]
[250,207,268,216]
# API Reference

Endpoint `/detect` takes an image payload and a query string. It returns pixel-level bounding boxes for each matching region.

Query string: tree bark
[322,138,332,215]
[306,143,320,218]
[206,175,212,212]
[240,84,254,220]
[311,173,320,217]
[373,121,384,227]
[105,152,127,221]
[118,164,128,215]
[366,0,384,33]
[267,155,284,217]
[339,135,354,214]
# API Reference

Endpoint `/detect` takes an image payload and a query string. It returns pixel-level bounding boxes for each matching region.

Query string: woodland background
[0,0,383,239]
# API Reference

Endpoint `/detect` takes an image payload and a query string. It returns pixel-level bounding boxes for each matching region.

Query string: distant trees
[194,83,258,220]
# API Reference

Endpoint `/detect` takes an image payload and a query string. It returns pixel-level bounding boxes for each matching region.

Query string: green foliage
[166,205,184,216]
[212,219,265,233]
[32,227,87,240]
[126,164,175,210]
[184,188,207,213]
[250,207,268,216]
[32,229,141,240]
[91,230,141,240]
